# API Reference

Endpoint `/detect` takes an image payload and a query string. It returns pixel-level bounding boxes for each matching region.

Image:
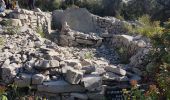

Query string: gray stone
[32,74,46,84]
[76,39,95,45]
[64,59,82,69]
[81,66,95,74]
[34,41,42,48]
[61,8,96,33]
[70,93,88,100]
[87,92,105,100]
[11,19,22,26]
[0,12,6,17]
[35,60,50,69]
[1,60,20,83]
[66,68,83,84]
[82,74,102,91]
[13,13,28,19]
[49,60,60,68]
[80,59,92,66]
[103,72,129,82]
[37,80,85,93]
[105,65,126,76]
[14,73,32,87]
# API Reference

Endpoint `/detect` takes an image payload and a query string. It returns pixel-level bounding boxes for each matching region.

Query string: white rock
[105,65,126,76]
[103,72,129,82]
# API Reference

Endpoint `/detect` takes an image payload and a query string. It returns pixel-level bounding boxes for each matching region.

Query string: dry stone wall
[9,8,51,34]
[52,8,129,47]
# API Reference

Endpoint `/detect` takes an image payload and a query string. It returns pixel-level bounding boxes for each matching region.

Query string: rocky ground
[0,8,150,100]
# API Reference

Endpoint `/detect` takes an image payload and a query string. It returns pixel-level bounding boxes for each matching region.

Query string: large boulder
[52,8,96,33]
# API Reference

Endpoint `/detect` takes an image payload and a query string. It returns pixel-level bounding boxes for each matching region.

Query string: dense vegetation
[18,0,170,22]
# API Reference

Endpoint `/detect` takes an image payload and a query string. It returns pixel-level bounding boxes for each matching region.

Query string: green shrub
[0,19,20,35]
[0,20,12,26]
[36,27,45,38]
[84,52,94,59]
[127,15,164,37]
[136,15,163,37]
[144,19,170,99]
[0,37,4,46]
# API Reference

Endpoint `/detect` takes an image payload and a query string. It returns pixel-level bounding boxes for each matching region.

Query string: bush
[36,27,45,38]
[35,0,62,11]
[130,15,163,37]
[144,19,170,99]
[75,0,103,16]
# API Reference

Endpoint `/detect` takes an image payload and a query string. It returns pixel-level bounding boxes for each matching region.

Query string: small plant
[84,52,94,59]
[36,27,45,38]
[0,37,4,46]
[0,20,12,26]
[123,80,159,100]
[4,26,20,35]
[1,19,20,35]
[0,85,8,100]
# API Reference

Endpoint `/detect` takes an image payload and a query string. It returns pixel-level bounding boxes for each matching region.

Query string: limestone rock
[105,65,126,76]
[49,60,60,68]
[82,74,102,91]
[11,19,22,26]
[38,80,85,93]
[103,72,129,82]
[32,74,46,85]
[81,66,95,74]
[14,73,32,87]
[65,69,83,84]
[1,59,20,83]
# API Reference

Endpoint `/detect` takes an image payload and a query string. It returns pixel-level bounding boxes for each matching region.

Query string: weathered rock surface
[0,8,151,100]
[38,80,85,93]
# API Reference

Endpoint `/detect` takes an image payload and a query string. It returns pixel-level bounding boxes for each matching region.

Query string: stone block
[38,80,85,93]
[66,68,83,84]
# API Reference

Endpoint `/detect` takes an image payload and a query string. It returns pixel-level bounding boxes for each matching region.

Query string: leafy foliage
[36,27,45,38]
[144,19,170,99]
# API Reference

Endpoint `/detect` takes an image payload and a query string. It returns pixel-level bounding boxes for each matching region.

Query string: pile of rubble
[0,8,151,100]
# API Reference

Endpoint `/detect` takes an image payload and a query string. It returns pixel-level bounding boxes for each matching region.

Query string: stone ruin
[52,8,130,47]
[0,8,151,100]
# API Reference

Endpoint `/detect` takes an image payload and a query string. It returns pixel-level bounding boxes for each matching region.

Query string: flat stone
[105,65,126,76]
[35,60,50,69]
[11,19,22,26]
[80,59,92,66]
[65,68,83,84]
[103,72,129,82]
[32,74,46,85]
[81,66,95,74]
[14,73,32,87]
[13,13,28,19]
[82,74,102,91]
[70,93,88,100]
[64,59,82,69]
[87,92,105,100]
[37,80,85,93]
[76,39,95,45]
